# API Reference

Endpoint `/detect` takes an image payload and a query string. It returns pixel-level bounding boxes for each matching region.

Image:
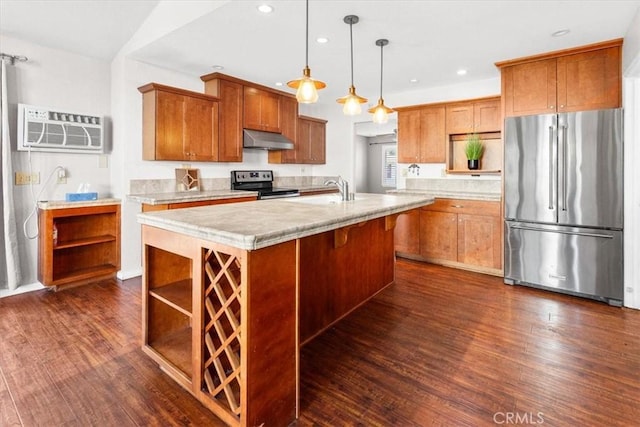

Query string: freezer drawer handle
[510,224,614,239]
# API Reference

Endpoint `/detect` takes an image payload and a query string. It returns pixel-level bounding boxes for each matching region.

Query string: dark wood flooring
[1,259,639,426]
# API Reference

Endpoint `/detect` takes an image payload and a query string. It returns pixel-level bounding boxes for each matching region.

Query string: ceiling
[1,0,639,108]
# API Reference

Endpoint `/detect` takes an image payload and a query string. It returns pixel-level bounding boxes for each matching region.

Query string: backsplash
[129,176,338,194]
[405,177,501,195]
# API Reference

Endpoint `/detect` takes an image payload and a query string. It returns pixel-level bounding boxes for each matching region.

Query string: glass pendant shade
[288,66,325,103]
[369,38,393,122]
[288,0,325,103]
[369,98,394,124]
[338,85,367,115]
[337,15,366,115]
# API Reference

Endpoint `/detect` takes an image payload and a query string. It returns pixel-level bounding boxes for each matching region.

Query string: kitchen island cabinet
[137,193,433,427]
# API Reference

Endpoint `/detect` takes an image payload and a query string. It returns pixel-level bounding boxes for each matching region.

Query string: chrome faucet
[324,176,351,201]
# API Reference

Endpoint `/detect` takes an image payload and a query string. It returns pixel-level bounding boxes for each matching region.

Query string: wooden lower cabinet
[394,209,420,255]
[394,198,502,275]
[38,203,121,289]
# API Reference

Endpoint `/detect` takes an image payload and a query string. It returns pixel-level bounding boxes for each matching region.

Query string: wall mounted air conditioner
[17,104,104,153]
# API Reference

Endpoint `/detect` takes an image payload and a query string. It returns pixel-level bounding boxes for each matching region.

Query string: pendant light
[369,39,394,124]
[336,15,367,115]
[287,0,326,103]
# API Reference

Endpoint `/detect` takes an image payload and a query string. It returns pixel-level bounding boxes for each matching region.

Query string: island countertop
[137,192,434,250]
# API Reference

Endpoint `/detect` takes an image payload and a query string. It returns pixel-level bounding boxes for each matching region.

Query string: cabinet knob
[559,105,564,108]
[549,106,554,109]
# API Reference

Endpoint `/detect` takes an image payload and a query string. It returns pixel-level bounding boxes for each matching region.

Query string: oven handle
[259,192,301,200]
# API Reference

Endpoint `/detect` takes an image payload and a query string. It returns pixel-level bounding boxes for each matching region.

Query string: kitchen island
[137,193,433,427]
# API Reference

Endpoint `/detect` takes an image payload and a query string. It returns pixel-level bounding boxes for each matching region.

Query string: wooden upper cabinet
[268,96,298,164]
[298,116,327,164]
[498,39,622,117]
[556,46,621,113]
[183,96,219,161]
[397,109,421,163]
[397,106,445,163]
[445,97,500,135]
[203,77,243,162]
[139,83,220,161]
[501,58,557,116]
[244,87,281,133]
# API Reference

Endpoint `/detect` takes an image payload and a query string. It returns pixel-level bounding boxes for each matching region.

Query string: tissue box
[65,192,98,202]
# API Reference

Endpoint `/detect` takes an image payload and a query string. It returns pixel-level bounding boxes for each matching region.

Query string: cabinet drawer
[421,198,500,216]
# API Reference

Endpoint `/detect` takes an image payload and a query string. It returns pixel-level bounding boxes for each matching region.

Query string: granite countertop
[127,186,337,205]
[38,198,121,210]
[127,190,257,205]
[137,193,434,250]
[388,189,501,202]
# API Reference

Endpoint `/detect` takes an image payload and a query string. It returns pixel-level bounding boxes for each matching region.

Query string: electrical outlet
[15,172,40,185]
[57,168,67,184]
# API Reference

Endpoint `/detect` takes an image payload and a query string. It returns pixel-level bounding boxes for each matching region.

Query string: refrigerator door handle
[548,125,556,211]
[560,124,568,212]
[509,224,614,239]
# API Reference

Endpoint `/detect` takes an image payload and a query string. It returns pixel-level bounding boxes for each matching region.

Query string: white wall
[0,35,112,287]
[622,8,640,309]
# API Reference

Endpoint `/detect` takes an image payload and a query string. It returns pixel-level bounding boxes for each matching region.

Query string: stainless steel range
[230,170,299,199]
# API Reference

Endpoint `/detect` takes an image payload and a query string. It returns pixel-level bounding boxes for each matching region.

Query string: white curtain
[1,58,21,290]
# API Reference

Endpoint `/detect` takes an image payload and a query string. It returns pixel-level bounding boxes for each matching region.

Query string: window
[382,146,397,188]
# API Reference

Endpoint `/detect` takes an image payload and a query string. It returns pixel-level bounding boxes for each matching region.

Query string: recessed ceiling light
[211,65,224,70]
[552,29,570,37]
[257,4,273,14]
[316,37,329,44]
[410,78,419,84]
[457,69,467,76]
[275,82,283,87]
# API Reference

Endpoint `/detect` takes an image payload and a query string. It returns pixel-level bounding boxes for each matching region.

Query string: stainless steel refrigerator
[504,108,623,305]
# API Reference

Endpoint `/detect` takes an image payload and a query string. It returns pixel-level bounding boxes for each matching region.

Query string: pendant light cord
[305,0,309,67]
[379,43,384,98]
[349,20,354,86]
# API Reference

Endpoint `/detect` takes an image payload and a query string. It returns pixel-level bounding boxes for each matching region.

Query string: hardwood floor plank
[0,368,21,427]
[1,260,639,426]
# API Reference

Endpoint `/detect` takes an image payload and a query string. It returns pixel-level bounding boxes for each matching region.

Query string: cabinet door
[184,96,219,161]
[296,118,312,163]
[394,209,420,255]
[274,96,298,163]
[218,80,243,162]
[502,59,557,117]
[473,99,501,132]
[397,110,421,163]
[155,91,185,160]
[445,102,474,135]
[244,87,281,132]
[308,120,326,164]
[420,106,446,163]
[457,213,502,269]
[556,46,621,113]
[419,210,457,262]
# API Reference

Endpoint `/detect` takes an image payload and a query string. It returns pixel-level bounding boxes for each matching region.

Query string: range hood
[243,129,294,150]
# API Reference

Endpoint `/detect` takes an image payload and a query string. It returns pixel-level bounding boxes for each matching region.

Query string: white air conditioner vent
[18,104,104,153]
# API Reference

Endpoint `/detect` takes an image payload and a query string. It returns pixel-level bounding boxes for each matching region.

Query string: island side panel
[243,240,298,426]
[299,216,396,344]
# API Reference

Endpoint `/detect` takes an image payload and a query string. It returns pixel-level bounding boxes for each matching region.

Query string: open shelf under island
[137,193,434,427]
